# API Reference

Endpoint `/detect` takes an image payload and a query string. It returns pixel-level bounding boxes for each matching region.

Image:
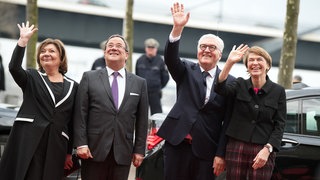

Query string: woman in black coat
[0,21,78,180]
[215,45,286,180]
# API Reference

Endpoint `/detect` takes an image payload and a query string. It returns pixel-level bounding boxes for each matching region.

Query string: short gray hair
[198,34,224,52]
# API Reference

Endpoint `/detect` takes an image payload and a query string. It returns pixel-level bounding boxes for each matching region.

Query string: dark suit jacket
[157,40,235,160]
[73,69,149,165]
[0,45,78,180]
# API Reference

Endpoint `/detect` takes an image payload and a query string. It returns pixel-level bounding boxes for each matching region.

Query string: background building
[0,0,319,106]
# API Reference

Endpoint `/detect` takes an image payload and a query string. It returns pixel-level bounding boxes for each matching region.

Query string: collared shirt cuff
[77,145,88,149]
[169,33,181,43]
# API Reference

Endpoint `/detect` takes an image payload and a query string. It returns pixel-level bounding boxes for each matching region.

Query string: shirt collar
[200,66,217,78]
[106,66,125,78]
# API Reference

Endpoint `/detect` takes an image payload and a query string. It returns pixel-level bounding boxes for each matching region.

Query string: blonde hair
[243,46,272,72]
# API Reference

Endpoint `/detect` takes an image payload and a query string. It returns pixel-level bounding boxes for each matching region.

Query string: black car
[0,103,19,158]
[137,88,320,180]
[272,88,320,179]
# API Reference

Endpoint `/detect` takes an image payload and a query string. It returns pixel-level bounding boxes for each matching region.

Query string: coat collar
[38,71,74,107]
[246,75,273,95]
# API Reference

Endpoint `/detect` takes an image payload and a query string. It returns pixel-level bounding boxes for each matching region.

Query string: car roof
[0,103,18,129]
[286,87,320,100]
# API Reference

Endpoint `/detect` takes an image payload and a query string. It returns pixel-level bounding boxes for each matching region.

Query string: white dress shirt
[106,66,126,109]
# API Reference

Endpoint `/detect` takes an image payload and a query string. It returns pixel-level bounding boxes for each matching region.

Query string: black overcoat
[0,45,78,180]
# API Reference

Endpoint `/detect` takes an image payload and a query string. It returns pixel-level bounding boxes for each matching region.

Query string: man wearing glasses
[74,34,149,180]
[157,3,247,180]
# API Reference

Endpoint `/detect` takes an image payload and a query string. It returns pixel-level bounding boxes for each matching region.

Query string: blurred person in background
[91,40,106,70]
[136,38,169,115]
[292,74,308,89]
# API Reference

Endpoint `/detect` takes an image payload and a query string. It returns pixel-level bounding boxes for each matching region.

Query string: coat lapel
[208,67,221,101]
[119,70,131,112]
[37,71,56,107]
[56,77,74,107]
[193,64,207,103]
[37,71,74,108]
[99,69,117,111]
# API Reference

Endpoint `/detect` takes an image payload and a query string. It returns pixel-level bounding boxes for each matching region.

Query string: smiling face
[37,38,68,74]
[246,53,270,78]
[39,43,61,72]
[197,35,223,71]
[243,46,272,78]
[104,36,128,71]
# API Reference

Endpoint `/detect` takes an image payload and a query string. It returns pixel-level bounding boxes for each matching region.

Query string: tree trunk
[123,0,134,73]
[26,0,38,69]
[277,0,300,88]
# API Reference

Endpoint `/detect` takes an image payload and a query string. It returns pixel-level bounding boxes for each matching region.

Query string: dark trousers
[163,141,216,180]
[81,149,131,180]
[148,91,162,115]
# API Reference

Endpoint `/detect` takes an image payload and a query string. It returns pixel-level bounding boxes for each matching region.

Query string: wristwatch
[264,143,273,153]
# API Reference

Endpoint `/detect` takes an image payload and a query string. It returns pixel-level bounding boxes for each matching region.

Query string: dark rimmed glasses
[199,44,218,52]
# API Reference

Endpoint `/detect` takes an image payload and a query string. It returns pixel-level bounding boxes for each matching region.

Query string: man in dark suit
[157,3,236,180]
[73,34,149,180]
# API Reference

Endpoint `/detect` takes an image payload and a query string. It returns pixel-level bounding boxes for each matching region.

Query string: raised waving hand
[218,44,249,82]
[170,2,190,38]
[227,44,249,64]
[17,21,38,47]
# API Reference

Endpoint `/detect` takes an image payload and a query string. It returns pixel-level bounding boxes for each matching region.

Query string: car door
[272,96,320,179]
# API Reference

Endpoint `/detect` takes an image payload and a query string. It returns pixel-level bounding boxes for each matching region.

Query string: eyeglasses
[199,44,218,52]
[147,46,155,49]
[107,43,128,52]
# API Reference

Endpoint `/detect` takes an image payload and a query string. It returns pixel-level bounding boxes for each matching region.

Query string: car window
[285,100,299,133]
[302,98,320,136]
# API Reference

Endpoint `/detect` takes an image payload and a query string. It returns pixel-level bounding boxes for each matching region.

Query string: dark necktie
[202,71,210,87]
[112,72,119,109]
[202,71,210,104]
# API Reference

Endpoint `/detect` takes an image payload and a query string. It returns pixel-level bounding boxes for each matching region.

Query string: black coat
[0,45,78,180]
[135,54,169,92]
[214,76,286,151]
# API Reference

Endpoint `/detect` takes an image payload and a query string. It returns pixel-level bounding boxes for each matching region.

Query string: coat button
[254,104,259,108]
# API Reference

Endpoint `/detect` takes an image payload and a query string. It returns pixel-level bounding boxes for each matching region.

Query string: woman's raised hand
[227,44,249,64]
[17,21,38,47]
